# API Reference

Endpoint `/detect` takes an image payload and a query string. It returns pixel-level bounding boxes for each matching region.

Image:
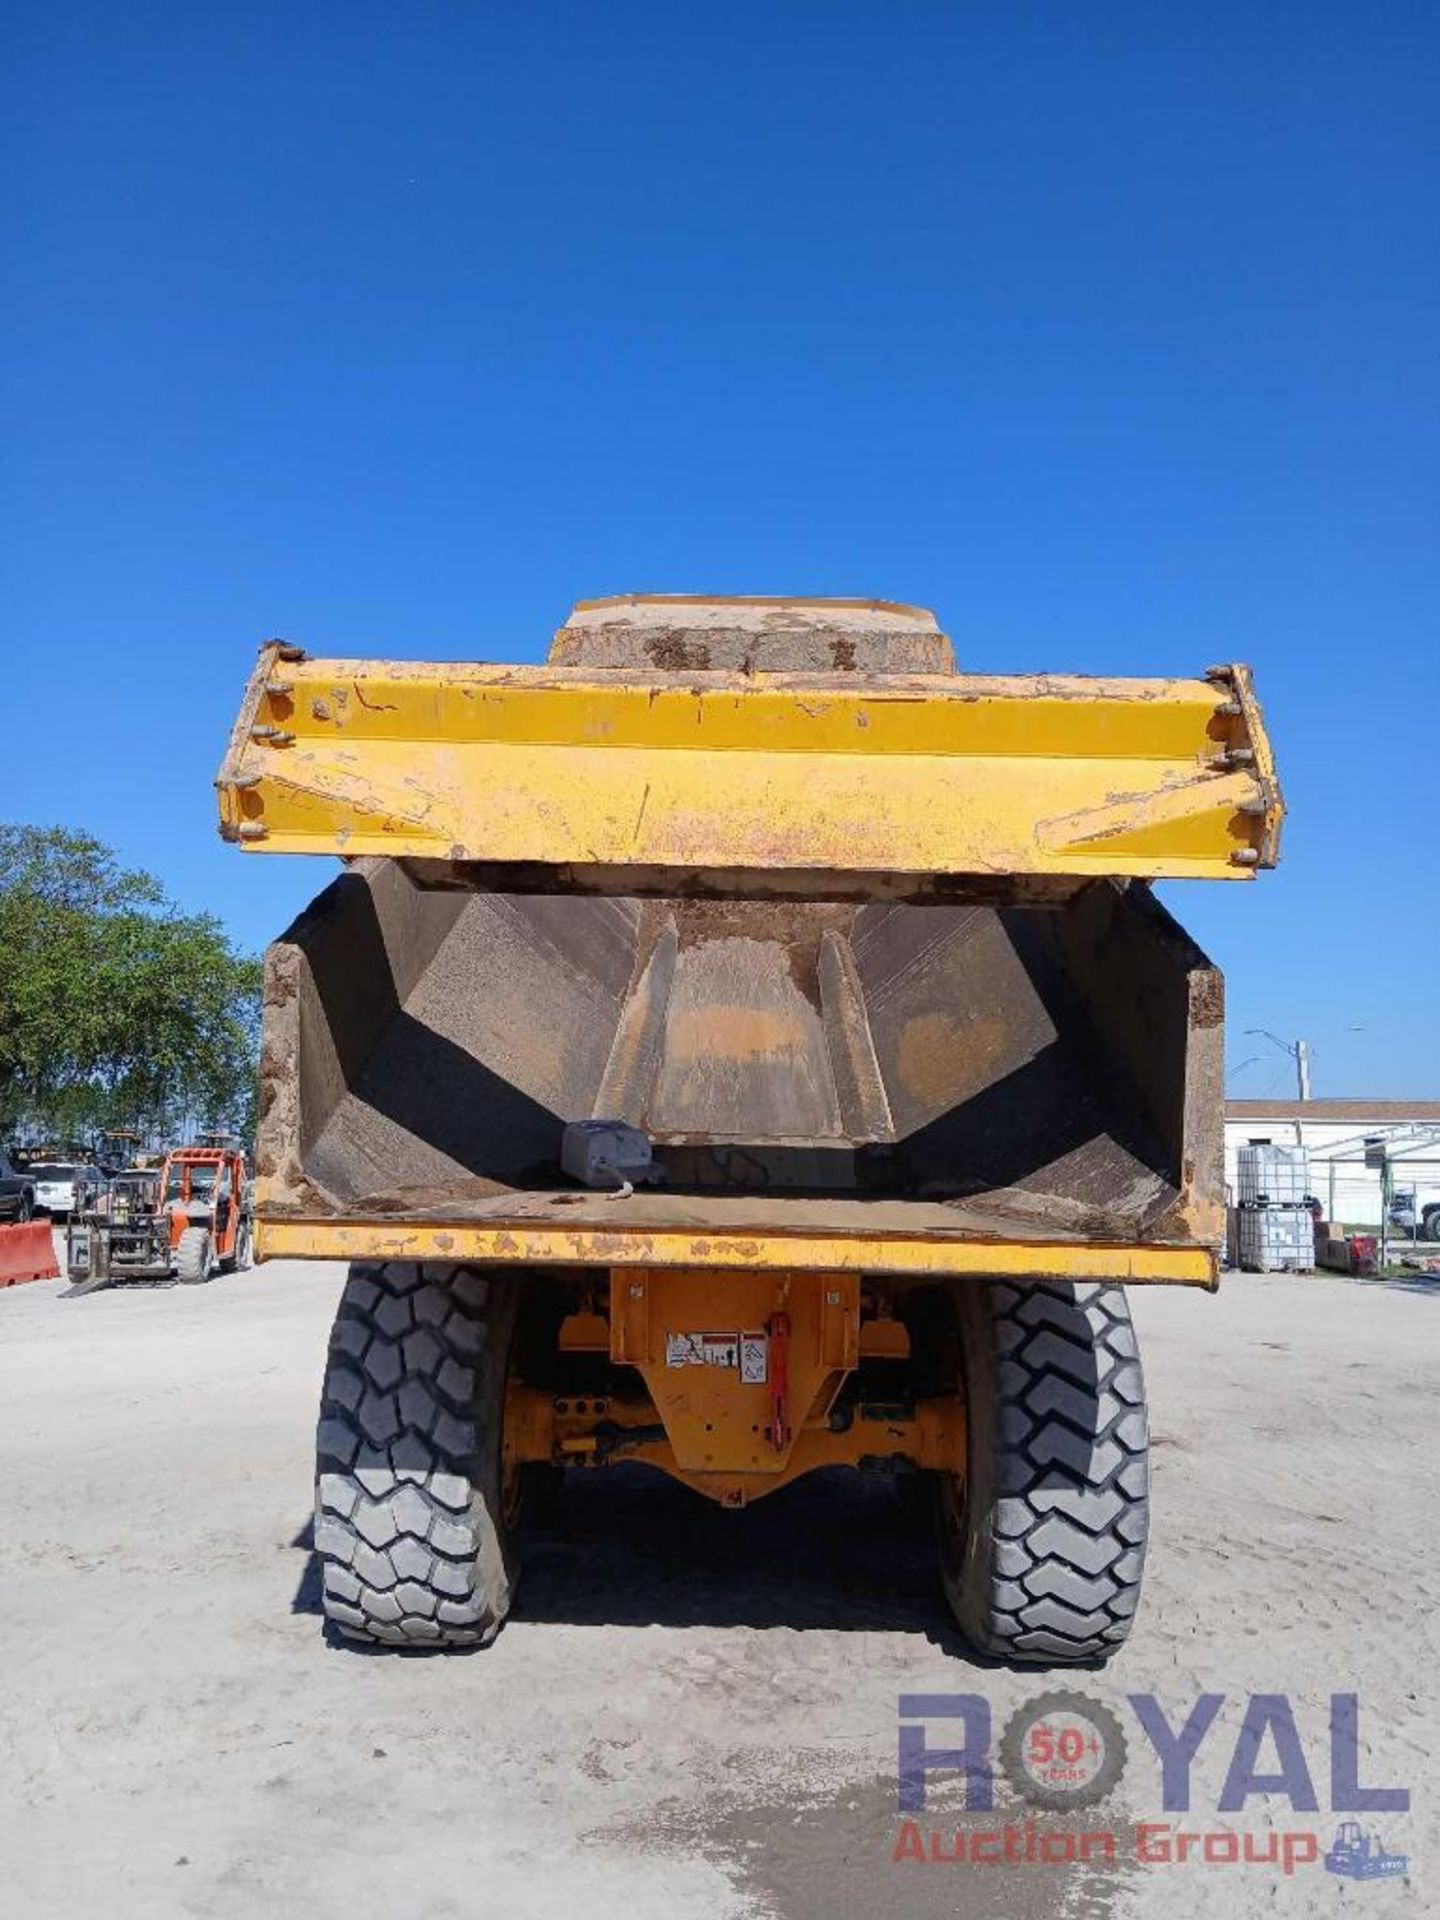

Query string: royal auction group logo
[893,1691,1411,1883]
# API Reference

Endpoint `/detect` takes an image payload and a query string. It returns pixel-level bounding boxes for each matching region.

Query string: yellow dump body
[220,597,1282,1288]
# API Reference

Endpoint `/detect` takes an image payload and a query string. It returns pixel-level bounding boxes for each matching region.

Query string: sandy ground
[1,1248,1435,1920]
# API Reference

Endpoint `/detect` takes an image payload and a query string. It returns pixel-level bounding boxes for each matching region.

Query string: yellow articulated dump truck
[217,596,1282,1659]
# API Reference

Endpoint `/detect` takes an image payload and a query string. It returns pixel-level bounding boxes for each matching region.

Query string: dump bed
[220,598,1282,1286]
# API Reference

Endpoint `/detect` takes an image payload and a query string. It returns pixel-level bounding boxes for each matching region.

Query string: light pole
[1246,1030,1311,1102]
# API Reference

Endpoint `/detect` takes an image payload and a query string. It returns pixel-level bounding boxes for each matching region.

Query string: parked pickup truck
[0,1148,37,1223]
[1388,1187,1440,1243]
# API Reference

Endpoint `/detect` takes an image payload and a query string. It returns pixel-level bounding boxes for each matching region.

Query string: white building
[1225,1099,1440,1231]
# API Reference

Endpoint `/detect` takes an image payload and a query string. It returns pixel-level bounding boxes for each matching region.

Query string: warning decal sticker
[665,1332,739,1369]
[740,1332,769,1384]
[664,1331,769,1380]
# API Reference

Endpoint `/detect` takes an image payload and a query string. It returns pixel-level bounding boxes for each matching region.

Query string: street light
[1245,1030,1312,1101]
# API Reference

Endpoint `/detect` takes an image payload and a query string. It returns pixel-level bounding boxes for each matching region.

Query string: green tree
[0,825,261,1147]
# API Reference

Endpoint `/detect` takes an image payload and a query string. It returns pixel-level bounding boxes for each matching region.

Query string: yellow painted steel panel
[217,646,1282,881]
[254,1214,1217,1286]
[608,1269,856,1475]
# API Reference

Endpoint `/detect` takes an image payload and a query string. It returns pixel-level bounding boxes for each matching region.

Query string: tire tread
[314,1261,512,1648]
[959,1280,1149,1663]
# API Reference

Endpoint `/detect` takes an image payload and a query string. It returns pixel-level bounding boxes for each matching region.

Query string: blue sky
[4,4,1436,1097]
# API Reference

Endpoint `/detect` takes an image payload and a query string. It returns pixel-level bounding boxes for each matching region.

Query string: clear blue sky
[4,4,1436,1098]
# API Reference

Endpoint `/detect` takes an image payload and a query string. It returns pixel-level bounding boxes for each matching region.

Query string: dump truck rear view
[217,597,1283,1659]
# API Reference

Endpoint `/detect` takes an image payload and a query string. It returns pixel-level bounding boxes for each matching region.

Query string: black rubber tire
[18,1192,33,1223]
[174,1226,212,1284]
[939,1280,1149,1663]
[1422,1207,1440,1246]
[314,1262,520,1648]
[220,1218,252,1274]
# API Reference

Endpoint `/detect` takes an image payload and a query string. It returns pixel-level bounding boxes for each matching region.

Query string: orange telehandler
[66,1139,253,1288]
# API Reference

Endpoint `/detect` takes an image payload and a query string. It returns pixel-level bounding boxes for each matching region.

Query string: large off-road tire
[314,1262,520,1648]
[174,1226,213,1284]
[939,1280,1148,1663]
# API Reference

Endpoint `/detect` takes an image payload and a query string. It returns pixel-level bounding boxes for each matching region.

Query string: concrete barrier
[0,1221,60,1287]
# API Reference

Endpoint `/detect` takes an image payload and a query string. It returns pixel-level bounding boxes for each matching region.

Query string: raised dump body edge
[225,597,1281,1285]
